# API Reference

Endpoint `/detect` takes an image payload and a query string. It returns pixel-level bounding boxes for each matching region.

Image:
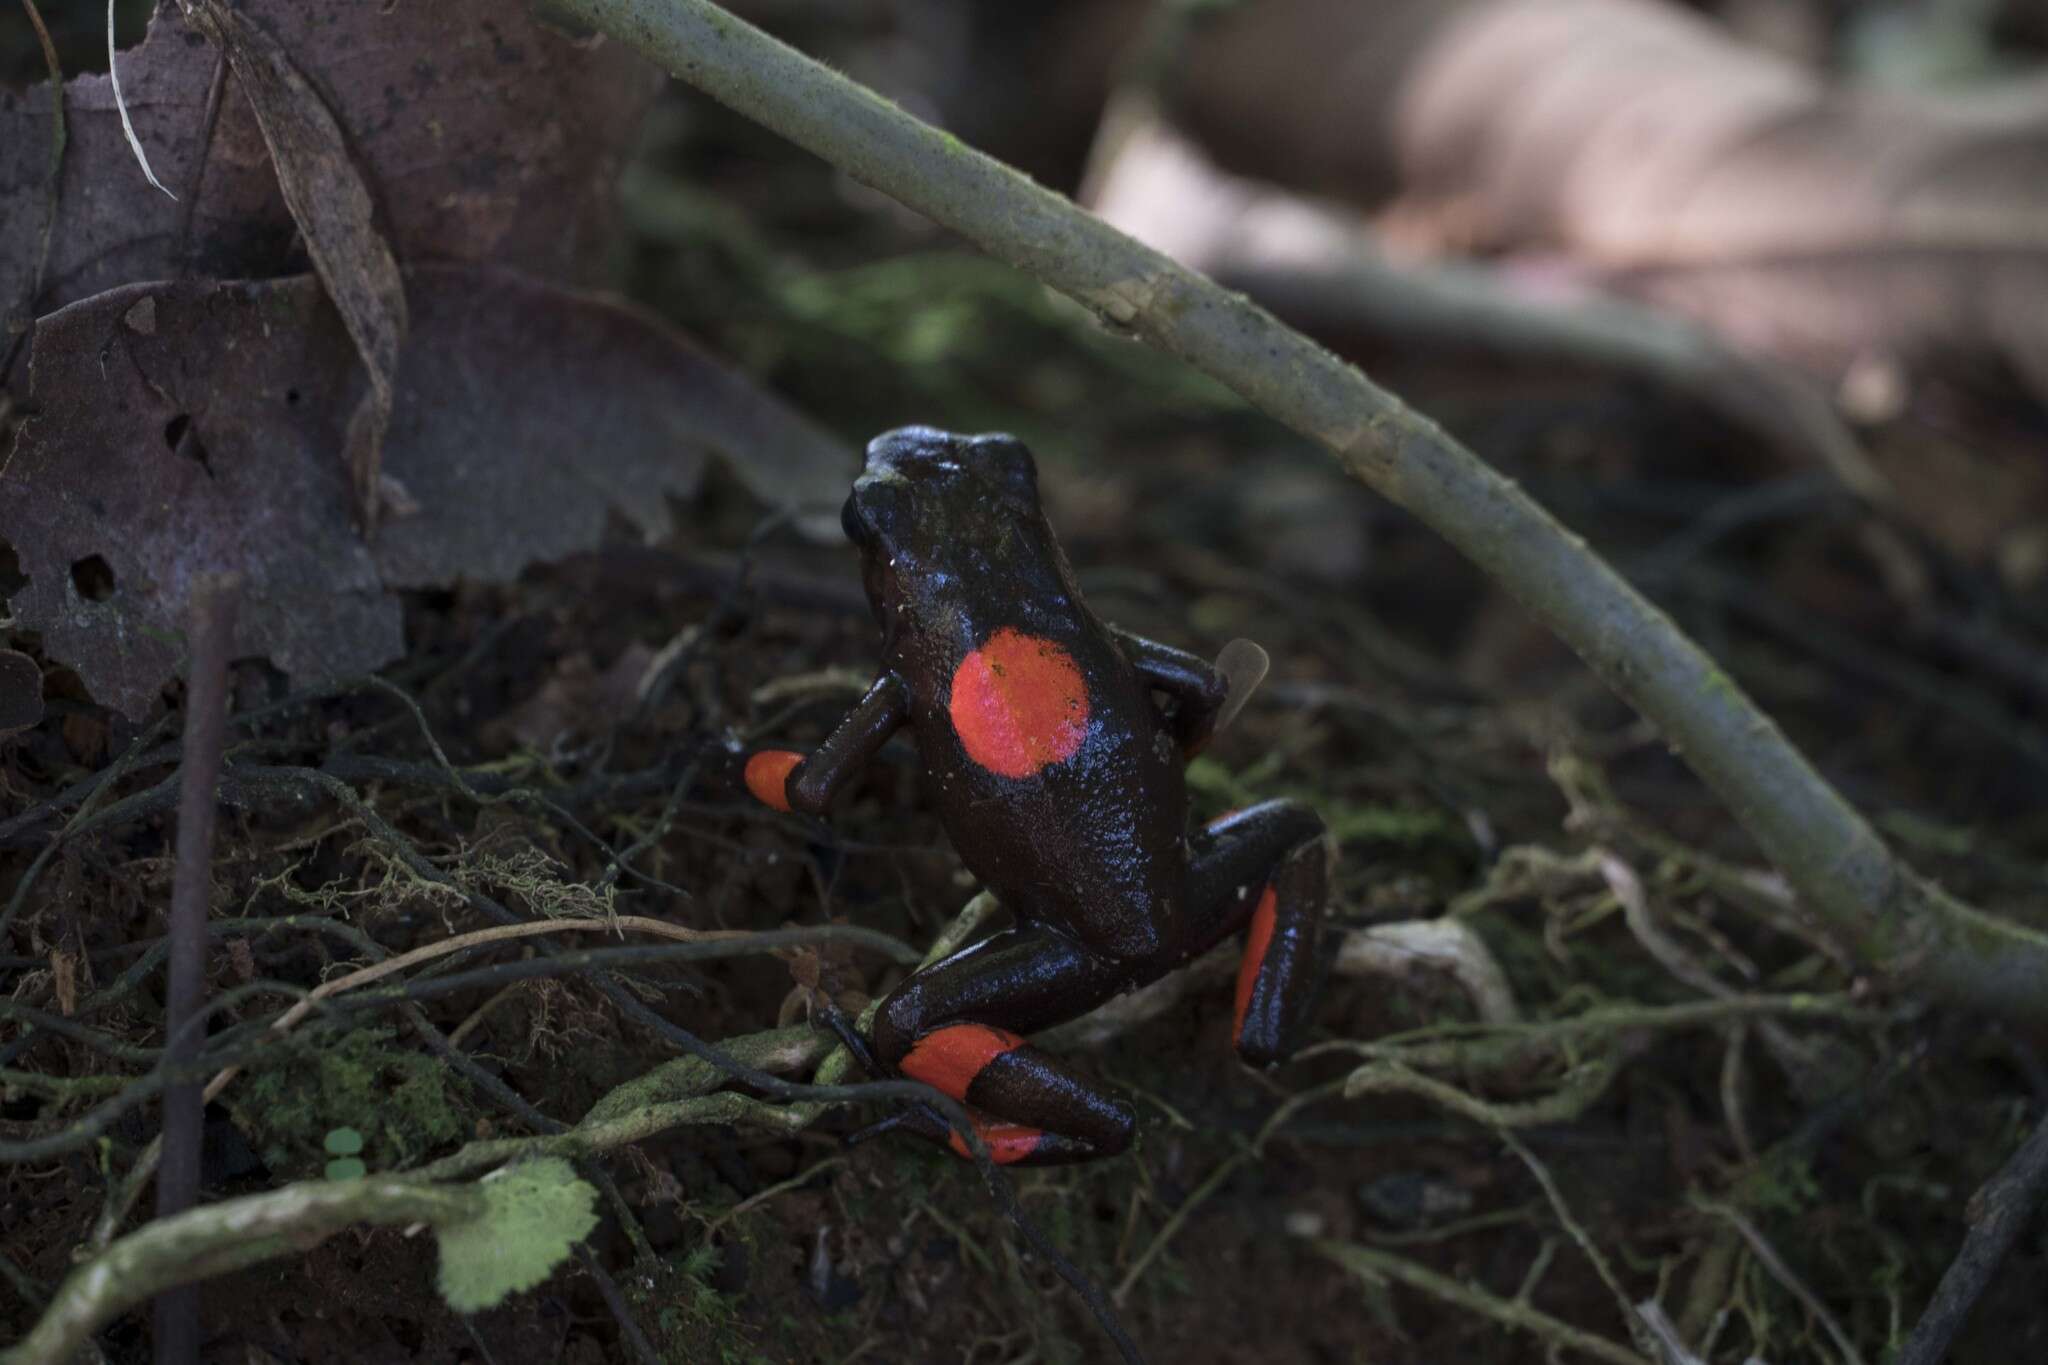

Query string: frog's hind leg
[869,928,1141,1166]
[1184,800,1331,1068]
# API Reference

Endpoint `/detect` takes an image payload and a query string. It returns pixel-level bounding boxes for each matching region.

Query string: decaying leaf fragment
[1168,0,2048,400]
[1,0,660,366]
[0,268,854,718]
[178,0,409,526]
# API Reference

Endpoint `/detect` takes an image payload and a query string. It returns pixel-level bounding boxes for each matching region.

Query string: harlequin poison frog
[746,427,1330,1165]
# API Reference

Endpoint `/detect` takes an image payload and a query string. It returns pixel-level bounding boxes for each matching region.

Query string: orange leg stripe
[901,1023,1027,1100]
[1232,885,1279,1042]
[744,750,803,811]
[948,1116,1045,1164]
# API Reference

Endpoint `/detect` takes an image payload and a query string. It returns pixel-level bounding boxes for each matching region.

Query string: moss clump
[630,1247,764,1365]
[234,1025,467,1176]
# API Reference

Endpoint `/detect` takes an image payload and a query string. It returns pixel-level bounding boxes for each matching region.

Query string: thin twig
[575,1244,663,1365]
[154,572,239,1365]
[1312,1239,1650,1365]
[700,1156,850,1241]
[1113,1145,1252,1305]
[1694,1198,1866,1365]
[1499,1126,1647,1355]
[109,0,175,198]
[1894,1105,2048,1365]
[197,917,918,1107]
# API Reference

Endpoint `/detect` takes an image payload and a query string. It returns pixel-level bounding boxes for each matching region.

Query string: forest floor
[6,62,2048,1365]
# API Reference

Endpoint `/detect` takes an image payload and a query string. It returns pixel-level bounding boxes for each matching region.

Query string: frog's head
[842,427,1046,618]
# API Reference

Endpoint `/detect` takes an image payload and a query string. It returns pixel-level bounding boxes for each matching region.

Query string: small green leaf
[324,1156,367,1181]
[324,1126,365,1156]
[436,1158,599,1313]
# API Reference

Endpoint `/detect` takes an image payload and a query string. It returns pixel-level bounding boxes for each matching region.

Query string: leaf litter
[0,0,855,718]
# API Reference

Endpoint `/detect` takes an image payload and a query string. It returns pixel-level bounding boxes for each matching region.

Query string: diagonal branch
[543,0,2047,1020]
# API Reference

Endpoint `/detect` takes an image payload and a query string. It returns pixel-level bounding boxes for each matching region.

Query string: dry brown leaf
[1,0,658,369]
[1171,0,2048,399]
[178,0,409,527]
[0,267,854,718]
[1082,98,1883,496]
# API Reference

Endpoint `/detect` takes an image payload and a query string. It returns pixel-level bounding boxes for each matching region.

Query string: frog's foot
[1186,799,1332,1069]
[868,928,1140,1166]
[843,1102,1108,1163]
[813,1002,885,1077]
[816,1004,966,1152]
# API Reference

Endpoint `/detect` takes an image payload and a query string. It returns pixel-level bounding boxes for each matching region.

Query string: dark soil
[7,18,2048,1365]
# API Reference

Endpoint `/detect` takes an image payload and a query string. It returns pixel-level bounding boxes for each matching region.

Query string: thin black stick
[152,573,240,1365]
[1894,1104,2048,1365]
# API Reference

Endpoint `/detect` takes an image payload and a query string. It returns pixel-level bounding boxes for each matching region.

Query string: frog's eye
[968,433,1038,498]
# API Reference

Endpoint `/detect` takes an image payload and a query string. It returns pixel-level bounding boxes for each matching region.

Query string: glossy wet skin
[747,427,1330,1164]
[840,428,1187,962]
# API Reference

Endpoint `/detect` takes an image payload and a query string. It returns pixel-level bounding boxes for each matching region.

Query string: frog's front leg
[745,673,910,814]
[868,928,1142,1166]
[1108,626,1229,755]
[1180,799,1331,1067]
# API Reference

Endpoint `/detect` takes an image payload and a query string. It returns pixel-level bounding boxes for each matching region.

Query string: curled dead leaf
[1170,0,2048,401]
[2,0,659,370]
[178,0,409,527]
[0,266,854,718]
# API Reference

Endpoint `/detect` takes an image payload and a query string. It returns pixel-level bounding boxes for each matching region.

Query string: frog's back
[895,552,1187,963]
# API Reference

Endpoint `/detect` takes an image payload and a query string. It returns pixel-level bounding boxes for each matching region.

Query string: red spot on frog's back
[947,628,1090,779]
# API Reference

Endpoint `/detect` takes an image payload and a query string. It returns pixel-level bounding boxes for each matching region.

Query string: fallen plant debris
[0,0,853,716]
[5,1,2048,1362]
[1163,0,2048,404]
[0,267,850,718]
[0,0,658,354]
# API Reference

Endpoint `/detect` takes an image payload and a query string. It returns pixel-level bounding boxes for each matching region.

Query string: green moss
[1699,667,1741,704]
[232,1026,466,1176]
[632,1250,752,1364]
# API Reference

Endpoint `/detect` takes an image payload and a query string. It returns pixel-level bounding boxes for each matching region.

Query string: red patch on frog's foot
[744,749,803,811]
[947,628,1090,779]
[901,1022,1026,1099]
[947,1115,1046,1164]
[1232,884,1279,1043]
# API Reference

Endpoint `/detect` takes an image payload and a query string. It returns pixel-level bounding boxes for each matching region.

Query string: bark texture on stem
[1894,1105,2048,1365]
[4,1179,482,1365]
[544,0,2045,1018]
[153,572,240,1365]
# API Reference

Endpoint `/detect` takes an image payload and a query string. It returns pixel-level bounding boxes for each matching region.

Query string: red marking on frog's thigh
[947,628,1090,779]
[901,1022,1027,1100]
[1232,885,1279,1042]
[948,1115,1045,1164]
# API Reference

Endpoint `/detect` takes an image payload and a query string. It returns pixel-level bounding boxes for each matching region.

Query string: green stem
[547,0,2048,1020]
[3,1178,482,1365]
[1314,1239,1651,1365]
